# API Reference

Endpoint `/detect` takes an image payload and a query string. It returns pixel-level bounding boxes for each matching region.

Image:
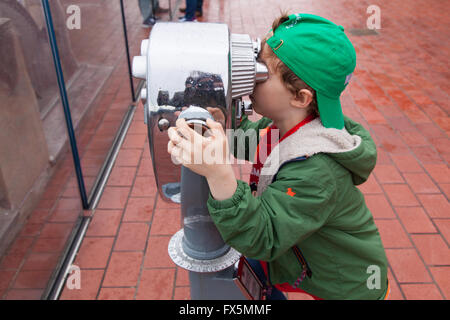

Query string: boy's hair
[263,14,319,118]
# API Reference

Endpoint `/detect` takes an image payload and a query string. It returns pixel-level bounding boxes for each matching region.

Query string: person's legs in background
[196,0,203,16]
[139,0,151,21]
[152,0,159,12]
[153,0,169,14]
[179,0,203,17]
[139,0,159,26]
[181,0,197,21]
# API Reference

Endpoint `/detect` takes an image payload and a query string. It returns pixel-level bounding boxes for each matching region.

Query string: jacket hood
[326,116,377,185]
[257,116,377,195]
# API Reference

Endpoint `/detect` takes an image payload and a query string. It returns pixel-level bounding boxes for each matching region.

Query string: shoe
[142,15,157,27]
[178,16,197,22]
[179,7,202,17]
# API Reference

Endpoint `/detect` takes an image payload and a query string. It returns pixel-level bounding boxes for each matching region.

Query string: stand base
[168,229,241,273]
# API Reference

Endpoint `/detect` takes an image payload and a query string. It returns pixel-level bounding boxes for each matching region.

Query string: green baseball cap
[266,13,356,129]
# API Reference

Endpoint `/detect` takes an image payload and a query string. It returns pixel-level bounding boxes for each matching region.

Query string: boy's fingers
[169,142,190,164]
[177,126,195,142]
[174,118,215,146]
[170,148,183,165]
[206,118,225,137]
[177,138,193,154]
[168,127,183,145]
[168,125,195,147]
[168,140,181,155]
[206,108,226,128]
[176,118,202,140]
[206,107,220,118]
[168,140,182,158]
[176,118,189,129]
[170,143,180,157]
[206,118,223,130]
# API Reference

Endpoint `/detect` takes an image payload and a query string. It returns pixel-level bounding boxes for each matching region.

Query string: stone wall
[0,18,50,255]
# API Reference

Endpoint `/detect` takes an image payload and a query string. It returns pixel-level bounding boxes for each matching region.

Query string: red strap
[249,114,317,193]
[252,115,320,299]
[258,260,322,299]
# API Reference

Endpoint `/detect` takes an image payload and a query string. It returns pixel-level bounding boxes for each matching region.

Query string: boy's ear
[290,89,313,109]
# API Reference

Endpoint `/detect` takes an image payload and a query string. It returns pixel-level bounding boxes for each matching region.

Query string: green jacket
[207,115,388,300]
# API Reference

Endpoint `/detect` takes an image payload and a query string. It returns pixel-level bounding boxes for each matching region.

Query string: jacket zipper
[293,246,313,286]
[264,246,312,293]
[266,155,312,288]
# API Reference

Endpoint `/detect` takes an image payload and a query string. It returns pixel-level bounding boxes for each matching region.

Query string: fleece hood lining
[256,118,362,196]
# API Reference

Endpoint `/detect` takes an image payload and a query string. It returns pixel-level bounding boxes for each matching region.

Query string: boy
[168,13,389,300]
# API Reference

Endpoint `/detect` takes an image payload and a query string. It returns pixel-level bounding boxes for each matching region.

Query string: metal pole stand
[168,166,245,299]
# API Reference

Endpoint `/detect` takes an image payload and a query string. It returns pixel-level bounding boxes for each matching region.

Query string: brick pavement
[1,0,449,300]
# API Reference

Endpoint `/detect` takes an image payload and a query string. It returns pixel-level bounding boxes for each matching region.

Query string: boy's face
[249,44,295,121]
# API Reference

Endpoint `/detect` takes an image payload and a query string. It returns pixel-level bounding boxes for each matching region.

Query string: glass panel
[50,0,135,196]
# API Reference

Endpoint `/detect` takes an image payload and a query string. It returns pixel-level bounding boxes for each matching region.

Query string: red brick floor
[1,0,449,300]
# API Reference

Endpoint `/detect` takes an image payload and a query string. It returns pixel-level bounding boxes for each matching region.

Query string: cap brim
[316,92,345,129]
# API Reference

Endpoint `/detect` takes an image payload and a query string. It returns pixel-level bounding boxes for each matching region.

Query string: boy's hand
[167,118,237,200]
[206,107,226,129]
[167,118,230,179]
